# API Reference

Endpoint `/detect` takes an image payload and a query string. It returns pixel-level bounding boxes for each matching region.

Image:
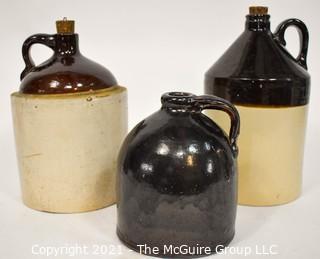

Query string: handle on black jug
[21,34,56,80]
[194,95,240,157]
[273,19,309,70]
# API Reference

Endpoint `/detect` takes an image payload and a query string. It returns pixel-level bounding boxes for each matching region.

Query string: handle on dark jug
[193,95,240,157]
[273,19,309,70]
[21,34,56,80]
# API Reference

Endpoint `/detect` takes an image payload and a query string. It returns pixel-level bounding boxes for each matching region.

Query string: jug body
[117,92,240,257]
[11,19,128,213]
[205,7,310,206]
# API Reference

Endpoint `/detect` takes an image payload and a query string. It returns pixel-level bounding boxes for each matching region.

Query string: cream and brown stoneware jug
[11,19,127,213]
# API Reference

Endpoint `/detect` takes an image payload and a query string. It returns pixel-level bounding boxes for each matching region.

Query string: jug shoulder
[206,31,309,81]
[20,55,117,94]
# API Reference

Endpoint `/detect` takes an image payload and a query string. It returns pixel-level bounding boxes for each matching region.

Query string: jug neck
[54,34,80,56]
[245,14,270,31]
[161,92,199,113]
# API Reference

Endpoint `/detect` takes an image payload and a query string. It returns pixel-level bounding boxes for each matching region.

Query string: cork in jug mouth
[56,17,75,34]
[249,6,268,15]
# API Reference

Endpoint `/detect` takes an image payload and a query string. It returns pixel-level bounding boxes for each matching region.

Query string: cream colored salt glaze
[11,87,127,213]
[206,105,308,206]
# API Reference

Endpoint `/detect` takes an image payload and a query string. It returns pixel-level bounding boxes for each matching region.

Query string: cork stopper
[249,6,268,15]
[56,17,75,34]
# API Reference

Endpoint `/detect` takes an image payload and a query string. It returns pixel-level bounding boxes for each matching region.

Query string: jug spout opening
[161,92,195,105]
[161,92,200,112]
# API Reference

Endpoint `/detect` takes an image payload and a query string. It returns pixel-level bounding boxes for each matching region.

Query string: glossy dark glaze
[20,34,117,94]
[205,13,310,106]
[117,92,240,257]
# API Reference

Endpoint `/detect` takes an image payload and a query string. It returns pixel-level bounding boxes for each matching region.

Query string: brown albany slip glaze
[20,19,117,94]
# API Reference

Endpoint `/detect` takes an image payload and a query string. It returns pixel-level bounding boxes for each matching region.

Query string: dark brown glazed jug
[204,6,310,206]
[117,92,240,258]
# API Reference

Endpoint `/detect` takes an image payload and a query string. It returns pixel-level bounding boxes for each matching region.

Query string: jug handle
[21,34,56,80]
[273,19,309,70]
[193,95,240,157]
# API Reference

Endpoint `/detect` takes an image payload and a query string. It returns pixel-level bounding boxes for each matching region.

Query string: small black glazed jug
[205,6,310,206]
[117,92,240,257]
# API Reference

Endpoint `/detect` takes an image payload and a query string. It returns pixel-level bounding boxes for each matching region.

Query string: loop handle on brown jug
[21,34,56,80]
[273,18,309,70]
[193,95,240,156]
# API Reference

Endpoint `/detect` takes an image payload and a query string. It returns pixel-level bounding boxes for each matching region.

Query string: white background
[0,0,319,258]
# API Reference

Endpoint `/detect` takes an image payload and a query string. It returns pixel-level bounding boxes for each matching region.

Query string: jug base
[116,228,234,258]
[12,87,127,214]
